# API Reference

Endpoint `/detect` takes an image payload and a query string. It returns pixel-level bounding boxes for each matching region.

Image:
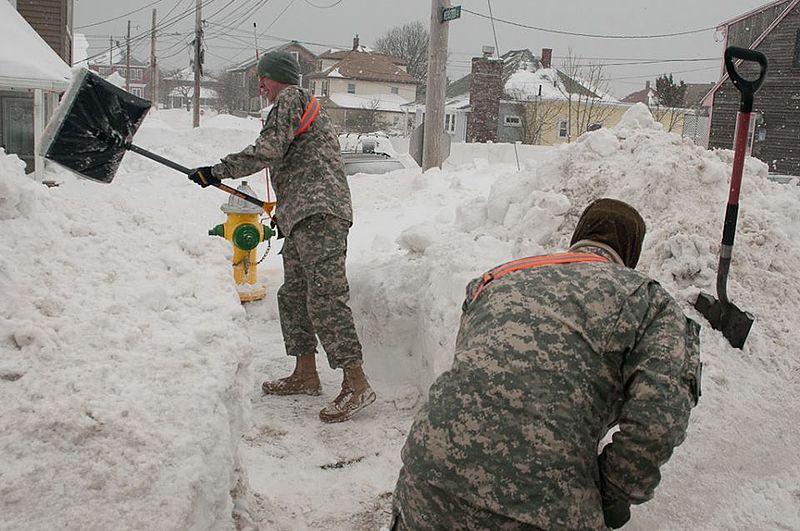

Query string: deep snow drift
[2,104,799,530]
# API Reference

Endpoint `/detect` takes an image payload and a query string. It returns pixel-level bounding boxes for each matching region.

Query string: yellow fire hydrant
[208,181,274,303]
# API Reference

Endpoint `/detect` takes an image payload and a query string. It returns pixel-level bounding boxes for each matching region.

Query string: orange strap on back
[466,252,609,307]
[294,95,320,137]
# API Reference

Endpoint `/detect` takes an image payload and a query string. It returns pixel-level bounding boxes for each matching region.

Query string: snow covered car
[339,134,405,176]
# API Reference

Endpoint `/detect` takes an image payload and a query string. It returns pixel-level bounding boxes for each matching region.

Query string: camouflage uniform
[394,253,701,530]
[213,86,363,369]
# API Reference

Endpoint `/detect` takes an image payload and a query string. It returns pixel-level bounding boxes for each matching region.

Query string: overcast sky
[73,0,773,97]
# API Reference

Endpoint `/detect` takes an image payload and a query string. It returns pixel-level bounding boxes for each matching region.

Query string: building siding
[710,5,800,175]
[17,0,72,64]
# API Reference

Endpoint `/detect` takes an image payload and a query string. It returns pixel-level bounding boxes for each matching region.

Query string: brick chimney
[352,34,359,51]
[466,54,503,143]
[541,48,552,69]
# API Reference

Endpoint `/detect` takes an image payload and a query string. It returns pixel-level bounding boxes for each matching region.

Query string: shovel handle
[128,143,274,213]
[724,47,767,113]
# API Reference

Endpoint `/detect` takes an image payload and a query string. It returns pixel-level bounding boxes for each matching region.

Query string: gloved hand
[270,217,284,239]
[602,498,631,529]
[188,166,219,188]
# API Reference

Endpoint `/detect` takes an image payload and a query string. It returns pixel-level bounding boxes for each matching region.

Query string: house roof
[0,1,72,90]
[621,87,653,104]
[446,48,616,103]
[319,47,406,66]
[323,92,410,112]
[307,50,417,84]
[228,41,317,72]
[704,0,800,105]
[717,0,791,28]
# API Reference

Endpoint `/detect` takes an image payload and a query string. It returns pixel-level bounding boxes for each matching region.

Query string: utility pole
[193,0,202,128]
[150,9,158,104]
[126,20,131,93]
[422,0,451,171]
[109,36,113,68]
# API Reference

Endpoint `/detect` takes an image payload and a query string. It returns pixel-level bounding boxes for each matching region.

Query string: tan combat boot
[262,353,322,396]
[319,364,376,423]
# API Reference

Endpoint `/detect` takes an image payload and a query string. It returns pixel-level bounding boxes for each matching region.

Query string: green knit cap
[257,51,301,85]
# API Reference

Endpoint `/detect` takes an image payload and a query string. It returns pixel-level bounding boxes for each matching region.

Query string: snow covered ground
[2,105,800,530]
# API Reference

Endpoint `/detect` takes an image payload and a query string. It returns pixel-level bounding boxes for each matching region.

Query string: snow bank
[0,149,255,530]
[348,105,800,528]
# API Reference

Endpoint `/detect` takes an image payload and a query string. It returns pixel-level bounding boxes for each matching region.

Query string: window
[445,113,456,133]
[390,86,399,95]
[347,83,356,94]
[290,51,299,63]
[240,71,247,87]
[558,120,568,138]
[131,87,143,97]
[321,80,329,97]
[317,59,324,71]
[504,115,522,127]
[310,81,316,94]
[130,68,143,80]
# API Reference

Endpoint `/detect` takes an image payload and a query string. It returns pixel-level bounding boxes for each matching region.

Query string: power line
[461,8,716,39]
[76,0,167,30]
[607,65,718,81]
[301,0,346,8]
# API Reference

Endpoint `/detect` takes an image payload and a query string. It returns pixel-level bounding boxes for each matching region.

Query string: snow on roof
[0,1,71,90]
[329,93,410,112]
[164,66,215,83]
[72,33,90,68]
[504,68,568,100]
[104,71,126,88]
[327,67,344,78]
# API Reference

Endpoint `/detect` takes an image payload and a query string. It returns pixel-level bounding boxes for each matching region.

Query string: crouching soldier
[392,198,701,529]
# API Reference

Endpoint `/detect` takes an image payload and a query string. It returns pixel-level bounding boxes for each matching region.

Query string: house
[14,0,73,65]
[307,36,419,133]
[87,46,152,100]
[622,81,716,146]
[226,41,317,116]
[704,0,800,175]
[429,47,625,145]
[1,0,71,179]
[160,67,218,110]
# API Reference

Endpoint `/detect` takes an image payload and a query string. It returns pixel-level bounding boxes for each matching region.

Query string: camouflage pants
[392,469,545,531]
[277,214,363,369]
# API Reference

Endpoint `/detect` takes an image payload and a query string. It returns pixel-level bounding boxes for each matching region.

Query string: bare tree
[521,98,562,145]
[560,50,615,141]
[214,70,243,114]
[344,98,390,134]
[374,21,429,83]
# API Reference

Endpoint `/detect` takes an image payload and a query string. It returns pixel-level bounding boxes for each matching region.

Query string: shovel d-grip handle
[724,46,768,113]
[127,143,273,213]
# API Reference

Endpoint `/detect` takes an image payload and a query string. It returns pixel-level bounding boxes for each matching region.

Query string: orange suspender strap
[294,95,320,137]
[466,252,609,307]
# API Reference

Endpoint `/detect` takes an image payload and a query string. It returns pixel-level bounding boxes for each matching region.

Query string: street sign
[441,5,461,23]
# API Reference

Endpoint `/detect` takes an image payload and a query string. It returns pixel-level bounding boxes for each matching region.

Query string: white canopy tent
[0,0,72,181]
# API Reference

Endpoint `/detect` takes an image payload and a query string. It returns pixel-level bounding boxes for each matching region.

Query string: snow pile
[349,103,800,528]
[0,149,256,529]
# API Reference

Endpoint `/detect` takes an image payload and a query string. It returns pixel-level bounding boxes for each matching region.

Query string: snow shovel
[694,46,767,349]
[40,68,273,213]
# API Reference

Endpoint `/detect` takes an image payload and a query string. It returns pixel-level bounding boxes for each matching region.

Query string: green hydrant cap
[232,223,261,250]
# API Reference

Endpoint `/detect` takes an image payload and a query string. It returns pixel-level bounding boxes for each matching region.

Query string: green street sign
[441,5,461,23]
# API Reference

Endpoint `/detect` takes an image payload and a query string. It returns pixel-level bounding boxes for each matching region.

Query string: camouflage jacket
[212,86,352,236]
[400,254,701,529]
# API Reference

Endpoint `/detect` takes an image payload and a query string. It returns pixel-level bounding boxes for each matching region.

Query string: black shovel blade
[694,292,754,349]
[40,68,151,183]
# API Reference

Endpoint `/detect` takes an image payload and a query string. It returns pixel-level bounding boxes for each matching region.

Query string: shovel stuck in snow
[694,46,767,349]
[39,69,273,213]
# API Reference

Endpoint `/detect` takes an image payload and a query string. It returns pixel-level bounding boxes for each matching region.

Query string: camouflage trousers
[392,469,545,531]
[278,214,363,369]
